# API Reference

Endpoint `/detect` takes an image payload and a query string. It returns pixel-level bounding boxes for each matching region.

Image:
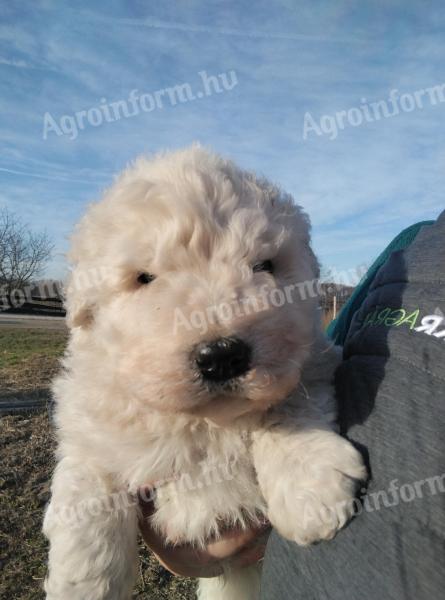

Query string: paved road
[0,313,67,330]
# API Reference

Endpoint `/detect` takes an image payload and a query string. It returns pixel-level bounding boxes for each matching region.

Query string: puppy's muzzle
[194,337,251,383]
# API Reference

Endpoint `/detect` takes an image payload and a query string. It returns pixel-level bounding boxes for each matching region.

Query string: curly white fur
[43,145,366,600]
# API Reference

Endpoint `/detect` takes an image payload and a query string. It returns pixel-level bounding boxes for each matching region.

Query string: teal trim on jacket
[326,221,435,346]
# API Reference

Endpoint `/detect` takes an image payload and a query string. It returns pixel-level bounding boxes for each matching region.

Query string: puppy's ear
[292,205,320,280]
[66,296,94,329]
[306,242,321,279]
[64,270,96,329]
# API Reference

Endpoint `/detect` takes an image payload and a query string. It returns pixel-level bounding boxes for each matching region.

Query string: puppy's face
[67,148,319,423]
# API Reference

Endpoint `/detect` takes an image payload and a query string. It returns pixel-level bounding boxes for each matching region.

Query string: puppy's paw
[267,436,366,545]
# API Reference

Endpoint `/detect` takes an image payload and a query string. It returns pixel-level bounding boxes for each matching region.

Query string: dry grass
[0,413,54,598]
[0,328,196,599]
[0,328,67,396]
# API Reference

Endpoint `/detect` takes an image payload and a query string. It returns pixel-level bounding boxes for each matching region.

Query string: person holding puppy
[141,209,445,600]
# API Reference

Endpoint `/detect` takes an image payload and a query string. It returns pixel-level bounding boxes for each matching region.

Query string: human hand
[138,487,271,578]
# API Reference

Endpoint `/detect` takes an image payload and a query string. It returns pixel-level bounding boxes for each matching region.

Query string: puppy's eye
[137,272,156,285]
[252,260,274,274]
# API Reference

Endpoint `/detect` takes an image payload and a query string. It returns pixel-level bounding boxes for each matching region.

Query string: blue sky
[1,1,444,281]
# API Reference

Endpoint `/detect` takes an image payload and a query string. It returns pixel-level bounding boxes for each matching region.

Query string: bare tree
[0,208,54,296]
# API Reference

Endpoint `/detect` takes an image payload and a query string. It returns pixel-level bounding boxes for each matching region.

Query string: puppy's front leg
[43,456,138,600]
[252,389,366,546]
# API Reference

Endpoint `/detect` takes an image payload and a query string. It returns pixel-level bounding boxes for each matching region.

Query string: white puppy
[43,146,366,600]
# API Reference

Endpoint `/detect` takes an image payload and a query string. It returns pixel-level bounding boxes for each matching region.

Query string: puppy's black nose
[195,337,252,382]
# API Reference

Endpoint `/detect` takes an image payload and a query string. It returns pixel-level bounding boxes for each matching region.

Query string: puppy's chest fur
[127,422,266,547]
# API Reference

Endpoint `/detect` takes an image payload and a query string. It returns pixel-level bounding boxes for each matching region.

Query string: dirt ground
[0,328,196,599]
